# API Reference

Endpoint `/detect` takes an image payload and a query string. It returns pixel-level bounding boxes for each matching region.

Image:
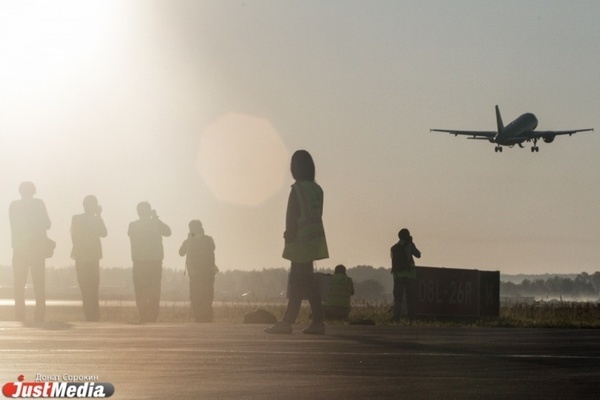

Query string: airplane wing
[528,128,594,139]
[430,129,496,139]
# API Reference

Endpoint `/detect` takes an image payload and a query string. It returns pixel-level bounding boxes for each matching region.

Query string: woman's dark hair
[291,150,315,181]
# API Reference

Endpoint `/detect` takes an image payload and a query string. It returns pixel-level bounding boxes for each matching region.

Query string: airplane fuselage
[430,105,593,152]
[494,113,538,145]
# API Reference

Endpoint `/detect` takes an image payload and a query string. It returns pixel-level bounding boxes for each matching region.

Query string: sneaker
[302,322,325,335]
[264,321,293,334]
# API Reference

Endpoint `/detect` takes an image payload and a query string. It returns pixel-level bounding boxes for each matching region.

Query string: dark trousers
[189,274,214,322]
[76,261,100,322]
[393,277,416,320]
[133,261,162,323]
[282,262,324,324]
[13,250,46,322]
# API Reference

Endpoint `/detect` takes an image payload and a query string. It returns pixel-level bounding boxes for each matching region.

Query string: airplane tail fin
[495,105,504,134]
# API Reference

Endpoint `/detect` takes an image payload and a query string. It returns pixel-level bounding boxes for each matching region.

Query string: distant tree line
[500,272,600,300]
[1,265,599,302]
[0,265,395,302]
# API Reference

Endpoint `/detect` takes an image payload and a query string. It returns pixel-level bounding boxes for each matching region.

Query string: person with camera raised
[390,228,421,322]
[179,220,218,323]
[128,201,171,323]
[71,195,107,322]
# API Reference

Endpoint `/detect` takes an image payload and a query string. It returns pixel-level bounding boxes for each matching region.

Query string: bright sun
[0,0,121,174]
[0,0,118,97]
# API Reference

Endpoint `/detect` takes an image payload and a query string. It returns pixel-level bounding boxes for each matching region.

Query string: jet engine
[543,135,556,143]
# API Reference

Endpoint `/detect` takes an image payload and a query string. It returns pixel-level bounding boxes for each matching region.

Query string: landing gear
[531,146,539,152]
[494,145,503,152]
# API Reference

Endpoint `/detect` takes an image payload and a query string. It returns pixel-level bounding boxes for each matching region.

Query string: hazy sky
[1,0,599,275]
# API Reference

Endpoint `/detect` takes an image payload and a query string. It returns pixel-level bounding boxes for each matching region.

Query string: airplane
[430,105,593,152]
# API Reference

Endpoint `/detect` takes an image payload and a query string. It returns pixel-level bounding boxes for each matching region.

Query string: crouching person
[323,264,354,320]
[179,220,217,323]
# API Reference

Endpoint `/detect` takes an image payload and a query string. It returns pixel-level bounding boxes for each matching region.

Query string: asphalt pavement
[1,321,599,399]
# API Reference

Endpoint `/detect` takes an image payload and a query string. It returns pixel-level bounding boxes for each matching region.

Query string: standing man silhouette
[390,228,421,321]
[128,202,171,323]
[9,181,52,322]
[71,195,107,322]
[179,220,218,322]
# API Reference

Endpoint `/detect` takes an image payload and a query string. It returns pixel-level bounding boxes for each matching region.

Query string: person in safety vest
[179,220,218,323]
[265,150,329,335]
[323,264,354,320]
[390,228,421,321]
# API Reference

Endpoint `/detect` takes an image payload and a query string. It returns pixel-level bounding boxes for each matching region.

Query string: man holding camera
[128,201,171,323]
[71,195,107,322]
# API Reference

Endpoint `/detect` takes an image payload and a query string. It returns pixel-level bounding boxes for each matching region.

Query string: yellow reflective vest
[282,181,329,263]
[324,274,353,309]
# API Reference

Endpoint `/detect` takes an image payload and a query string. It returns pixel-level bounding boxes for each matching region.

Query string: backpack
[391,241,411,272]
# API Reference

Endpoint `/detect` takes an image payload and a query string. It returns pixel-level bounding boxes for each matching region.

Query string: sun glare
[0,0,122,179]
[0,0,117,97]
[197,113,289,206]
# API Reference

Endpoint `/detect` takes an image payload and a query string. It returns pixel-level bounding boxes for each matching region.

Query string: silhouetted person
[323,264,354,320]
[9,181,52,322]
[71,195,107,322]
[128,202,171,323]
[179,220,218,322]
[390,228,421,321]
[265,150,328,334]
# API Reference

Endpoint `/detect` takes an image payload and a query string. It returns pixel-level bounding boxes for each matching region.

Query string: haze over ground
[0,1,598,275]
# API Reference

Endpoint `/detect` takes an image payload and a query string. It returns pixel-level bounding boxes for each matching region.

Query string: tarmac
[1,321,599,400]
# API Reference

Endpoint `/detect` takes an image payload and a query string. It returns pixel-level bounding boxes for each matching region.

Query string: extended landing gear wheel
[495,146,503,152]
[531,146,539,152]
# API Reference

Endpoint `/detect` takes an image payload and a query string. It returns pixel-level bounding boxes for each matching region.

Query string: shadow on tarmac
[22,321,74,331]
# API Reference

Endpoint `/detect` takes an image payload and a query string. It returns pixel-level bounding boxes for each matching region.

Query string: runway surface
[1,322,599,399]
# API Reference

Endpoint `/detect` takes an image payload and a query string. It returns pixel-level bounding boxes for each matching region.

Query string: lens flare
[197,113,289,206]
